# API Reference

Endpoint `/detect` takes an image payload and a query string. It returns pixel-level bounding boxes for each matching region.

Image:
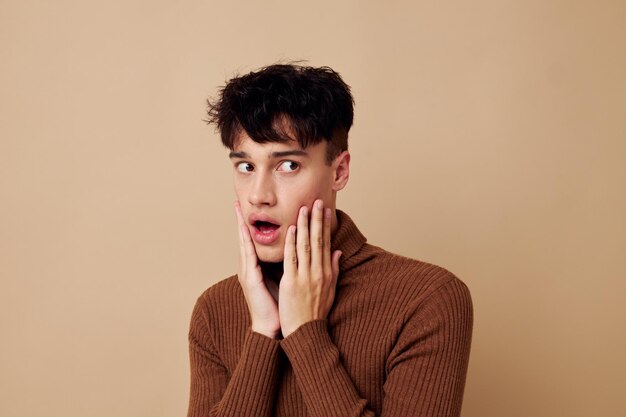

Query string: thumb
[331,250,342,282]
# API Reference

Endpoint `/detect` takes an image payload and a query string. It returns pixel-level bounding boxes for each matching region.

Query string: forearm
[279,278,473,417]
[195,328,281,417]
[280,319,376,417]
[188,295,282,417]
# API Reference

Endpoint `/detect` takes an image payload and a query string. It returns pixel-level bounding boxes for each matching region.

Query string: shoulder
[386,251,472,325]
[369,249,473,337]
[191,274,243,317]
[189,274,247,338]
[196,274,240,302]
[364,243,471,302]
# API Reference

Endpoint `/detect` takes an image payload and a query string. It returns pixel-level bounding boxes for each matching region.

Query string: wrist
[251,324,280,339]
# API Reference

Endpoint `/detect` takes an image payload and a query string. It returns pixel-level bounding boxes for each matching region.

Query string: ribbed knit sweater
[187,209,473,417]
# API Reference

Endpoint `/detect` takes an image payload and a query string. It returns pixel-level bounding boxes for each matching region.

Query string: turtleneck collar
[331,209,368,273]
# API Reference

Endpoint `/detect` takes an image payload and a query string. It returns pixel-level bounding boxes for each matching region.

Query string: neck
[259,261,284,283]
[330,208,339,236]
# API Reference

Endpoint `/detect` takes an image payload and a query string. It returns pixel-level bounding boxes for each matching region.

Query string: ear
[331,151,350,191]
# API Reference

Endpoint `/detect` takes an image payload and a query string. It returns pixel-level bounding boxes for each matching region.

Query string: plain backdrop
[1,1,625,416]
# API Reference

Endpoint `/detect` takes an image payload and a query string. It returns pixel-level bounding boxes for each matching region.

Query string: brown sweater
[187,210,473,417]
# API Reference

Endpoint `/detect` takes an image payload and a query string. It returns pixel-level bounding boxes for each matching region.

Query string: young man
[187,64,473,417]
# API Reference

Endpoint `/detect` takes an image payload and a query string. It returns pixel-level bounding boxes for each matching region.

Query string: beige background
[1,1,625,416]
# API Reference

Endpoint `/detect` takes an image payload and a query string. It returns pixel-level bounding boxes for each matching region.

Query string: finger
[331,250,342,284]
[283,225,298,277]
[330,250,343,288]
[234,200,246,226]
[235,201,259,269]
[239,222,259,270]
[296,206,310,273]
[310,199,324,277]
[234,202,247,270]
[322,207,332,280]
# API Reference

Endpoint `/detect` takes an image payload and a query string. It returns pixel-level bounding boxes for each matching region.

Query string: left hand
[279,199,342,338]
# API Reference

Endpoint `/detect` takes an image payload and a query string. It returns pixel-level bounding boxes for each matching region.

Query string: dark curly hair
[205,63,354,164]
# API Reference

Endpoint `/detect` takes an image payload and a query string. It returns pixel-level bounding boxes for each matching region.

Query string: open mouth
[254,220,280,234]
[247,213,282,245]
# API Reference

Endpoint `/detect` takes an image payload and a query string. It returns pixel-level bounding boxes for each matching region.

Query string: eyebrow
[228,150,310,159]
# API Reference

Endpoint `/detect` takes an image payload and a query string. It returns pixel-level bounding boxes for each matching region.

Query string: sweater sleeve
[187,295,282,417]
[279,277,473,417]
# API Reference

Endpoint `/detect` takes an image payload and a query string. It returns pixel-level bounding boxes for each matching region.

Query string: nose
[248,171,277,207]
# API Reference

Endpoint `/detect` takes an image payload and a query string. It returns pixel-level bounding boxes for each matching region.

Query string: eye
[278,161,299,172]
[236,162,253,173]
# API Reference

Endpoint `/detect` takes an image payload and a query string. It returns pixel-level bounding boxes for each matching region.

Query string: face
[230,132,349,262]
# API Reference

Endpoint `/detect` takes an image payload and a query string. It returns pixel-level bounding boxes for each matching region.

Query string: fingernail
[316,200,323,209]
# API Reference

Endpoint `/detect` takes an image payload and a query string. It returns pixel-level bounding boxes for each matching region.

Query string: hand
[234,201,281,339]
[279,199,342,338]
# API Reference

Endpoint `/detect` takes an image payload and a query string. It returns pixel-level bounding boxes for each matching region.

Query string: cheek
[283,191,325,223]
[233,180,249,199]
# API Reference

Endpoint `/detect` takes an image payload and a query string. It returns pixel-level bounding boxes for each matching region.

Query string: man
[187,63,473,417]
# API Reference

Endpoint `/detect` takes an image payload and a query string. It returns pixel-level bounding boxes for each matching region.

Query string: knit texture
[187,210,473,417]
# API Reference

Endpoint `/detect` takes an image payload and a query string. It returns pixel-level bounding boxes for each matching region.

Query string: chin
[255,247,284,263]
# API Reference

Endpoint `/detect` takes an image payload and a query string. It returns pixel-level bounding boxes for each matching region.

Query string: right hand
[234,201,281,339]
